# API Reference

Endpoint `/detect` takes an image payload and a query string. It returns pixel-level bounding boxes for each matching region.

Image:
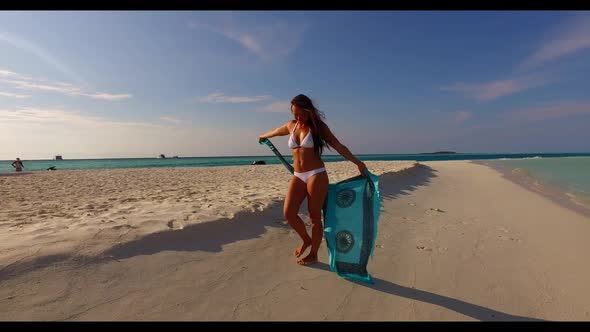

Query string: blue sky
[1,11,589,159]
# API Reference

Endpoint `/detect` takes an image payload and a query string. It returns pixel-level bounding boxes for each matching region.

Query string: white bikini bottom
[293,167,326,184]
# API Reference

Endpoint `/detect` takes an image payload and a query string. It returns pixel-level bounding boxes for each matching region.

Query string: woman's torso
[288,121,325,173]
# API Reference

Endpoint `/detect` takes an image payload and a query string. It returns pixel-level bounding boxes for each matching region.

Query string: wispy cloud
[443,15,589,103]
[0,68,131,101]
[256,100,290,113]
[521,14,590,69]
[0,69,18,78]
[431,109,473,125]
[189,15,308,62]
[85,92,132,101]
[0,91,30,98]
[0,107,161,129]
[198,91,272,103]
[448,110,472,124]
[506,101,590,122]
[0,107,101,125]
[160,116,182,124]
[0,30,86,85]
[441,74,551,102]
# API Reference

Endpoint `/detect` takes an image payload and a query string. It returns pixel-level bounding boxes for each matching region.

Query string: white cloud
[198,91,272,103]
[443,15,589,104]
[0,30,85,84]
[256,100,290,113]
[0,91,30,98]
[441,74,551,102]
[521,14,590,69]
[506,101,590,122]
[449,110,472,124]
[88,93,133,101]
[160,116,182,124]
[189,15,308,62]
[0,69,18,78]
[0,68,132,101]
[0,107,157,128]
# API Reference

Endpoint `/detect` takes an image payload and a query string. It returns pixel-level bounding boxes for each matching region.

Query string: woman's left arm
[321,123,367,174]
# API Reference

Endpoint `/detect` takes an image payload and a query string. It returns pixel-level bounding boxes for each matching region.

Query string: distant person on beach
[258,94,367,266]
[11,158,24,172]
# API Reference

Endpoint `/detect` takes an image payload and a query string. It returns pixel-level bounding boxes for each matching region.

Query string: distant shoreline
[418,151,457,155]
[2,153,590,172]
[2,152,590,163]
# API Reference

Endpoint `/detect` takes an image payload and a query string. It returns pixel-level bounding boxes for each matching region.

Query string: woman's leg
[298,170,329,265]
[284,176,312,257]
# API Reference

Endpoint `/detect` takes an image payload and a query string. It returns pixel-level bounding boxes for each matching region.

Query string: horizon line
[3,151,590,162]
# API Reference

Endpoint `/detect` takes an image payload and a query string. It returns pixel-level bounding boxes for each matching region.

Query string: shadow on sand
[379,163,437,203]
[307,262,543,321]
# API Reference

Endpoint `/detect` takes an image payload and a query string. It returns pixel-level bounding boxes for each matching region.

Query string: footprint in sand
[424,208,446,217]
[497,234,522,242]
[416,246,433,252]
[112,224,138,230]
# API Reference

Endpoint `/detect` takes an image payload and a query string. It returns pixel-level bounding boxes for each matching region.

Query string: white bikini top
[288,122,314,149]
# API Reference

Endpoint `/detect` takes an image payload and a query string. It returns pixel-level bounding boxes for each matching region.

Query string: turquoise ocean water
[488,157,590,205]
[2,153,589,173]
[3,152,589,210]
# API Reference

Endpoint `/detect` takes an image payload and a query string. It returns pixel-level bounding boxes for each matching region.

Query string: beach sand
[1,160,589,320]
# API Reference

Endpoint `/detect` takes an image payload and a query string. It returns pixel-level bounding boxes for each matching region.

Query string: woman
[258,94,367,266]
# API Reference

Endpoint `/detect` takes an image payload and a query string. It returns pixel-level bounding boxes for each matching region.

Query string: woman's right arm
[259,121,292,142]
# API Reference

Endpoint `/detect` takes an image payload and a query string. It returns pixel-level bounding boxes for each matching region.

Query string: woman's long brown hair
[291,94,331,156]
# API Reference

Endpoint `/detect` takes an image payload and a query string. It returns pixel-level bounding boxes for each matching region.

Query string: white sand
[1,160,589,320]
[0,161,415,273]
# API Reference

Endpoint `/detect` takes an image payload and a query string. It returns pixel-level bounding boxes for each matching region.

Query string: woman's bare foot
[297,252,318,266]
[295,241,311,257]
